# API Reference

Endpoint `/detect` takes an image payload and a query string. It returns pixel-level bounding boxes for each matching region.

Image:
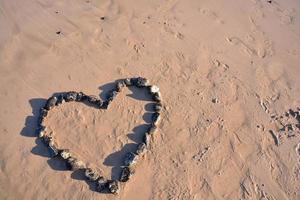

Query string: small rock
[85,168,100,181]
[120,166,134,182]
[64,91,77,102]
[45,96,57,110]
[38,126,46,138]
[143,132,151,146]
[42,131,54,144]
[107,180,119,194]
[116,81,126,92]
[148,125,157,135]
[59,149,72,159]
[150,85,159,93]
[56,94,64,105]
[96,177,107,192]
[135,77,149,87]
[40,108,48,118]
[124,78,132,86]
[135,143,147,155]
[48,140,59,156]
[152,112,161,125]
[67,157,86,170]
[107,90,118,102]
[76,92,86,101]
[153,92,162,102]
[124,152,138,166]
[154,103,162,112]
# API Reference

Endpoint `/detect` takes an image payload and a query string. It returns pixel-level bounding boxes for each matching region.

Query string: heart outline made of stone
[36,77,162,194]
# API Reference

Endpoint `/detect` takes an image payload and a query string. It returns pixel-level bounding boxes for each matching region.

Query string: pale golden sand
[1,0,300,199]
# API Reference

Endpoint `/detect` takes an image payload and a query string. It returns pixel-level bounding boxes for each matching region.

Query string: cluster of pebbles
[36,77,162,194]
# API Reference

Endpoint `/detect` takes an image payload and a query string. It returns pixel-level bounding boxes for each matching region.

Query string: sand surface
[1,0,300,199]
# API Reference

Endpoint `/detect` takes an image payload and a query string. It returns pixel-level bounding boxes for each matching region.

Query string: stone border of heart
[36,77,162,194]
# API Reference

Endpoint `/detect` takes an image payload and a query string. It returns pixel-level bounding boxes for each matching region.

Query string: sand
[1,0,300,199]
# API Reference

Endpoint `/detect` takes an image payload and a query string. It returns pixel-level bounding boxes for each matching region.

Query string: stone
[48,140,59,156]
[45,96,57,110]
[135,77,149,87]
[124,152,138,166]
[40,108,48,118]
[135,143,147,155]
[64,91,77,102]
[143,132,151,146]
[153,92,162,102]
[85,168,100,181]
[107,180,119,194]
[56,94,64,105]
[116,81,126,92]
[96,177,107,192]
[76,92,86,101]
[67,157,86,170]
[37,126,46,138]
[148,125,157,135]
[154,103,162,112]
[59,149,71,160]
[150,85,160,93]
[120,166,134,182]
[124,78,132,86]
[42,131,54,144]
[152,112,161,125]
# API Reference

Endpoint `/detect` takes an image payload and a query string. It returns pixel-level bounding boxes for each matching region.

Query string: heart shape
[36,77,162,194]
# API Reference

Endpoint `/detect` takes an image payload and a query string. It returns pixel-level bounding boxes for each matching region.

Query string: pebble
[120,166,134,182]
[124,152,138,166]
[76,92,86,101]
[85,168,100,181]
[96,177,107,192]
[153,92,162,102]
[124,78,132,86]
[56,94,64,105]
[107,180,119,194]
[59,149,71,159]
[135,142,147,155]
[154,103,162,112]
[150,85,160,93]
[148,125,157,135]
[38,126,46,138]
[64,91,77,102]
[152,112,161,125]
[116,81,126,92]
[45,96,57,110]
[67,157,86,170]
[135,77,149,87]
[143,132,151,146]
[48,140,59,156]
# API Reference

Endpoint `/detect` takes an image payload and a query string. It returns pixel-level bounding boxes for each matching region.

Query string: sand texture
[1,0,300,199]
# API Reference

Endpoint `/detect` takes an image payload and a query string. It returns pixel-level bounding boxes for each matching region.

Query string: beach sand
[0,0,300,199]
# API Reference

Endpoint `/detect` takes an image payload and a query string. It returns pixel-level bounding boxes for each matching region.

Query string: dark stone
[135,143,147,155]
[152,112,161,125]
[37,125,46,138]
[124,78,132,86]
[124,152,138,166]
[154,103,162,112]
[40,108,48,118]
[135,77,149,87]
[85,168,100,181]
[64,91,77,102]
[116,81,126,92]
[56,94,64,105]
[107,180,119,194]
[45,96,57,110]
[120,166,134,182]
[76,92,86,101]
[96,177,107,192]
